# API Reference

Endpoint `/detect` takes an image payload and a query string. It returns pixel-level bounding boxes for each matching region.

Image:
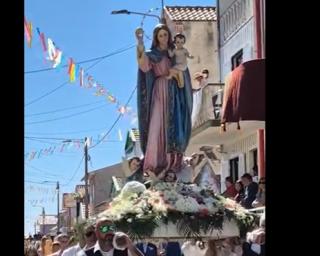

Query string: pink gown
[139,55,183,174]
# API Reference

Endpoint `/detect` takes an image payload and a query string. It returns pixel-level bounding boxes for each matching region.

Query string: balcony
[186,59,265,155]
[191,83,224,137]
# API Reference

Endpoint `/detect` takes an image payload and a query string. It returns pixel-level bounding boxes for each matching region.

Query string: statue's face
[175,37,185,49]
[157,29,169,47]
[129,159,140,172]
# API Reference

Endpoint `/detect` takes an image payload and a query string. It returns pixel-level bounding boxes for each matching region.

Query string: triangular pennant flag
[60,143,66,152]
[53,49,63,68]
[118,106,126,114]
[24,17,32,47]
[79,68,84,87]
[29,151,36,160]
[47,38,56,61]
[107,94,116,103]
[94,87,105,96]
[118,129,123,141]
[68,58,73,74]
[37,149,43,158]
[55,55,66,72]
[86,76,93,88]
[36,28,47,52]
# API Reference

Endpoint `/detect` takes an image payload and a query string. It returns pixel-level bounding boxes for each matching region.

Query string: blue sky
[24,0,216,235]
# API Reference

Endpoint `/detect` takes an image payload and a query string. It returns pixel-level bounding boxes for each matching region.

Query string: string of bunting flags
[24,16,134,116]
[25,129,126,161]
[25,185,57,194]
[28,198,56,205]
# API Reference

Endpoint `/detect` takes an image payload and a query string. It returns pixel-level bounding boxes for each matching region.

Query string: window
[229,157,239,183]
[231,49,243,70]
[212,89,223,119]
[249,148,259,176]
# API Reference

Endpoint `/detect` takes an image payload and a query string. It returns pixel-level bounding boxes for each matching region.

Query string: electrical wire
[25,103,108,125]
[89,85,137,149]
[25,44,135,107]
[25,155,84,187]
[25,100,106,117]
[61,155,85,186]
[25,126,111,136]
[25,163,61,177]
[25,136,83,141]
[25,44,135,74]
[25,81,68,107]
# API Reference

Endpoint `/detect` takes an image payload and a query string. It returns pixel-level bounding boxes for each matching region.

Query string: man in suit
[160,240,181,256]
[83,217,143,256]
[136,241,157,256]
[240,173,259,209]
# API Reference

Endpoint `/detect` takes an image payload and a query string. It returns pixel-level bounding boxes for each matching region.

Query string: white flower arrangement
[99,180,249,225]
[175,196,200,212]
[120,181,146,198]
[154,182,175,192]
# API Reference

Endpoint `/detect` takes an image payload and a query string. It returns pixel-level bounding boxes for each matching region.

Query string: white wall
[220,18,255,79]
[219,0,256,80]
[165,18,220,83]
[220,132,258,191]
[219,0,253,44]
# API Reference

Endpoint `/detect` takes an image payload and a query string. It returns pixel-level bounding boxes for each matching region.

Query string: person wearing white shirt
[82,217,143,256]
[61,243,82,256]
[74,224,97,256]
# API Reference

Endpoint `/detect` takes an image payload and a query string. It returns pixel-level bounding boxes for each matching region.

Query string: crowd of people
[25,22,265,256]
[25,211,265,256]
[222,174,265,209]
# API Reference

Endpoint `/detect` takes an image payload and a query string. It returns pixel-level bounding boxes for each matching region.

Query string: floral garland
[98,181,256,239]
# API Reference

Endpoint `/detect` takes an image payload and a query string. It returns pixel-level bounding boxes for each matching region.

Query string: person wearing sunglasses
[83,217,143,256]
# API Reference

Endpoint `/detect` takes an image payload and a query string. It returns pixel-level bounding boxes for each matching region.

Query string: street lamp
[111,9,163,23]
[42,180,60,234]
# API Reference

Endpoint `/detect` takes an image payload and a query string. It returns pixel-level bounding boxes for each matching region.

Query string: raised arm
[135,27,151,72]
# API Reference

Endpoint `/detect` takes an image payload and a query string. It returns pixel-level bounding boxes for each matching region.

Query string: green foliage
[114,213,160,241]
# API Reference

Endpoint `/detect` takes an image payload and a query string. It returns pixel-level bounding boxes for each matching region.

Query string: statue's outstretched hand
[135,27,144,44]
[135,27,145,58]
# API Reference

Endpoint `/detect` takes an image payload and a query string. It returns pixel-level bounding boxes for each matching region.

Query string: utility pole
[42,207,45,234]
[161,0,165,23]
[56,181,60,234]
[84,137,89,219]
[34,222,36,235]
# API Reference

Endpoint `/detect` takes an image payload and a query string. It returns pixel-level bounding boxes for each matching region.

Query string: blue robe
[137,48,193,157]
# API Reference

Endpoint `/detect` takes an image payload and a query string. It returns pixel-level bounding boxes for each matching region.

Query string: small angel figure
[166,33,194,88]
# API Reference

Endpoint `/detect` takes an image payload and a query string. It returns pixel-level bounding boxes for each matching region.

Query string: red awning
[221,59,265,130]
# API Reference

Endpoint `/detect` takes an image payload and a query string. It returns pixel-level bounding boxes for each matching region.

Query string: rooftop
[164,6,217,21]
